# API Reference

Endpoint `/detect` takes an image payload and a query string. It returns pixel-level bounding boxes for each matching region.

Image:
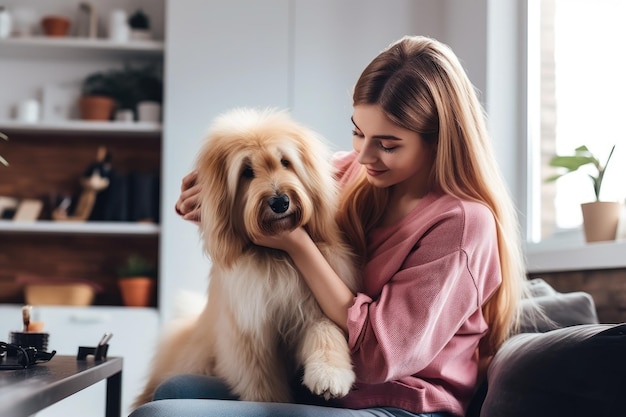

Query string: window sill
[525,230,626,273]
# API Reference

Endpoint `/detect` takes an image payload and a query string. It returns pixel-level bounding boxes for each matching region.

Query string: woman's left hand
[252,227,309,253]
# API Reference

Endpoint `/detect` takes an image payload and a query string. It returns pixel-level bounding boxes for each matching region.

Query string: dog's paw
[302,361,355,399]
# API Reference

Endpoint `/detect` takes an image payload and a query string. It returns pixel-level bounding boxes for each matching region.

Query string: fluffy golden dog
[133,108,359,408]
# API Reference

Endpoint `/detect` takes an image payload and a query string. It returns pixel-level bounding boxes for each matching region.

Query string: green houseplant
[128,9,150,30]
[546,144,619,242]
[117,254,156,307]
[80,66,162,121]
[79,70,117,120]
[133,66,163,104]
[128,9,151,40]
[545,144,615,201]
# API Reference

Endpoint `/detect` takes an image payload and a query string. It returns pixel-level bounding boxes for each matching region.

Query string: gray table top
[0,355,123,417]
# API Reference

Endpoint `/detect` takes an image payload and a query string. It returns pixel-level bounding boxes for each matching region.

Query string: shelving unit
[0,36,164,59]
[0,32,164,308]
[0,119,162,136]
[0,220,160,235]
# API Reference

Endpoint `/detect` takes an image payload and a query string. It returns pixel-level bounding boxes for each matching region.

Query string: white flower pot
[137,101,161,122]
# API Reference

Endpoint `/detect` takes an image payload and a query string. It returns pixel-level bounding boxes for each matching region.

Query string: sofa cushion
[519,278,599,333]
[479,323,626,417]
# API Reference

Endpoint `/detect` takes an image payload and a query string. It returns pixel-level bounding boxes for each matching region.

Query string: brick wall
[528,268,626,323]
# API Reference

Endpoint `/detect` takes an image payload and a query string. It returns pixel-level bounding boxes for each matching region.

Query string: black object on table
[0,355,123,417]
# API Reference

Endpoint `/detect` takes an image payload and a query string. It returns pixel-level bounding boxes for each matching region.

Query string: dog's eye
[242,166,254,178]
[280,159,290,168]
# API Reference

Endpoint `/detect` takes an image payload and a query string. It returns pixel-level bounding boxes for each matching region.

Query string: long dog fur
[132,108,359,409]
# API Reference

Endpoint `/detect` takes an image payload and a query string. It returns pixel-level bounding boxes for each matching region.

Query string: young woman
[130,35,527,417]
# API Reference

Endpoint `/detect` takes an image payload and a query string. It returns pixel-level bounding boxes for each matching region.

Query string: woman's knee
[129,400,169,417]
[154,374,237,400]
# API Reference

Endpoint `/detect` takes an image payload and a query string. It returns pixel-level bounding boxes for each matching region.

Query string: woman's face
[352,104,434,198]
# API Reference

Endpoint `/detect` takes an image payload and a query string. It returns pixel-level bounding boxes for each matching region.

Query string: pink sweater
[333,152,502,416]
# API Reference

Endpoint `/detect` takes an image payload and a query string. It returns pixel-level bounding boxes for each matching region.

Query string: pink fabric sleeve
[346,199,501,384]
[331,150,361,186]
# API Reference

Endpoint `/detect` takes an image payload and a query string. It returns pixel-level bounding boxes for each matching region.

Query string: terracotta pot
[581,201,622,243]
[41,16,70,37]
[118,277,155,307]
[79,96,115,121]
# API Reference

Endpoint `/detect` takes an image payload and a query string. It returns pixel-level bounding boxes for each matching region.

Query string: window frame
[521,0,626,273]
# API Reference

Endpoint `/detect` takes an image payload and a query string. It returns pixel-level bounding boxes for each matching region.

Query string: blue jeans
[128,374,454,417]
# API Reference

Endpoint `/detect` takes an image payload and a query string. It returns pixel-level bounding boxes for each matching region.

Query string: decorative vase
[0,6,12,39]
[108,9,129,42]
[16,99,40,123]
[79,96,115,121]
[581,201,621,243]
[137,101,161,122]
[41,15,70,37]
[118,277,155,307]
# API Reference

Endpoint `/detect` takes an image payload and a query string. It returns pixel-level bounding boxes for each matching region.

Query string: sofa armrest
[479,323,626,417]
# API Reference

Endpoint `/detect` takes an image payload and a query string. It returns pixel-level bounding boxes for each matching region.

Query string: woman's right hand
[175,170,201,224]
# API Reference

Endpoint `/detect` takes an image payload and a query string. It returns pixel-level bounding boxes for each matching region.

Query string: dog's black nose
[269,194,290,213]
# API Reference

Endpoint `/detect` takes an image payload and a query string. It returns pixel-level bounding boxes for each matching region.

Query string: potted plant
[117,254,156,307]
[135,66,163,122]
[546,144,619,242]
[134,65,163,104]
[79,70,118,120]
[80,66,162,121]
[1,132,8,167]
[128,9,151,40]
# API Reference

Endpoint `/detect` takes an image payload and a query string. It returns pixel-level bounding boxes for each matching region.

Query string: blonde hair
[337,35,526,357]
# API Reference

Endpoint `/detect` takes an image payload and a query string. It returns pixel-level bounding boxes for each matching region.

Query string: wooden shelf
[0,36,164,60]
[0,119,162,136]
[0,220,160,236]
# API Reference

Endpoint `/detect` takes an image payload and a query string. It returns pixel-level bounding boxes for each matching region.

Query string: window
[527,0,626,243]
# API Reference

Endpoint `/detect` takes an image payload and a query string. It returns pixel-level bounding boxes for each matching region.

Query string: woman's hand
[251,227,309,253]
[174,170,201,224]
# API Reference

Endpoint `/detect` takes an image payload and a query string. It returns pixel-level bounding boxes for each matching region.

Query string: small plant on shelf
[117,254,156,279]
[80,65,163,120]
[545,144,620,242]
[128,9,150,31]
[117,255,156,307]
[128,9,151,40]
[545,144,615,202]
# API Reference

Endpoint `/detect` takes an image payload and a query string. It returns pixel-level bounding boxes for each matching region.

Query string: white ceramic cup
[17,99,40,123]
[115,109,134,122]
[137,101,161,122]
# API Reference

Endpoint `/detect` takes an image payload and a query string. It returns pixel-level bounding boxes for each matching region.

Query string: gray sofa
[469,278,626,417]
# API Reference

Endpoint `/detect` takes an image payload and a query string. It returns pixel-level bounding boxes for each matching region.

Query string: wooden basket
[24,283,95,306]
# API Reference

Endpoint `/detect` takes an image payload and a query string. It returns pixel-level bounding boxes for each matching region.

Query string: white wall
[485,0,527,220]
[160,0,291,321]
[441,0,488,99]
[442,0,525,228]
[291,0,444,152]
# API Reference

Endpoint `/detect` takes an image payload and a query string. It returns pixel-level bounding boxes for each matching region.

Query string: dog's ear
[196,134,248,269]
[292,129,342,244]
